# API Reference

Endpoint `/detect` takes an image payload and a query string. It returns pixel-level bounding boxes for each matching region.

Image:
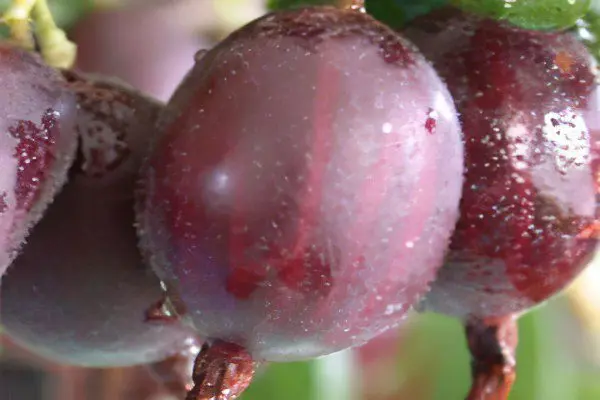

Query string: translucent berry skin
[453,0,590,31]
[0,71,193,367]
[137,7,464,362]
[404,8,600,318]
[0,44,77,278]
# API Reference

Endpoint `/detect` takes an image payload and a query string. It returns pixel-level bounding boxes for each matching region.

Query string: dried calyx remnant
[185,341,257,400]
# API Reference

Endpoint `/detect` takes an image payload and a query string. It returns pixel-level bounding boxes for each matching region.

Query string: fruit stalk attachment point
[465,315,518,400]
[186,341,257,400]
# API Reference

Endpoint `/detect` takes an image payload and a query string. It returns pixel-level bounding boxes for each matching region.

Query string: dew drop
[145,296,178,323]
[194,49,209,63]
[382,122,393,134]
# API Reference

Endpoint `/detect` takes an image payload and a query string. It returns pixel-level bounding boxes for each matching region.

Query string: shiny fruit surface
[0,44,77,278]
[138,7,464,361]
[405,8,600,318]
[1,71,193,367]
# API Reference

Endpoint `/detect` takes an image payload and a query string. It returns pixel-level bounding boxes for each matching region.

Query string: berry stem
[465,315,518,400]
[186,341,257,400]
[31,0,76,69]
[1,0,76,69]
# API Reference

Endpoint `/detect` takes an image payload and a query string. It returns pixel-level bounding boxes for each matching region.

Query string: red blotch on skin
[9,110,60,212]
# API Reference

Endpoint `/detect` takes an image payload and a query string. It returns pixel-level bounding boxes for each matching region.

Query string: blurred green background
[1,1,600,399]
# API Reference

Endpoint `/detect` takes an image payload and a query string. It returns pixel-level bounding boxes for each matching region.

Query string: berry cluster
[0,1,598,400]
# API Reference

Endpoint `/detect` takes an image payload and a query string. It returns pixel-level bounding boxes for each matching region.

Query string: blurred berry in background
[72,1,210,102]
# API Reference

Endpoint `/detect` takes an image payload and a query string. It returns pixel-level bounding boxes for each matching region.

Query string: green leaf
[453,0,590,31]
[47,0,94,29]
[267,0,340,11]
[365,0,449,29]
[576,11,600,62]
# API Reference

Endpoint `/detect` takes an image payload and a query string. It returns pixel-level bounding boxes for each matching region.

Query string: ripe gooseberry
[405,7,600,397]
[0,71,196,367]
[137,6,465,398]
[0,44,77,278]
